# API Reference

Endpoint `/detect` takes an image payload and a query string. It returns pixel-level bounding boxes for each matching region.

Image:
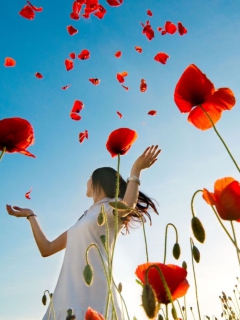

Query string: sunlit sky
[1,0,240,319]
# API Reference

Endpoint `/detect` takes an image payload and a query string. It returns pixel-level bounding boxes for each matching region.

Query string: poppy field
[1,0,240,319]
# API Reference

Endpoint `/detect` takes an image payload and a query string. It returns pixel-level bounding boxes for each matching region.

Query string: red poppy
[203,177,240,221]
[117,111,122,118]
[69,52,76,59]
[67,25,78,36]
[26,1,43,12]
[178,22,187,35]
[174,64,236,130]
[0,117,35,158]
[141,20,154,40]
[4,57,16,67]
[94,5,106,19]
[135,262,189,305]
[106,128,138,157]
[106,0,123,6]
[148,110,157,116]
[62,84,71,90]
[147,9,153,16]
[135,46,142,53]
[162,21,177,35]
[89,78,100,85]
[85,307,104,320]
[154,52,169,64]
[140,79,147,92]
[121,85,128,91]
[65,59,74,71]
[19,5,35,19]
[115,50,122,58]
[35,72,43,79]
[117,71,128,83]
[79,130,88,143]
[78,49,90,60]
[25,188,32,200]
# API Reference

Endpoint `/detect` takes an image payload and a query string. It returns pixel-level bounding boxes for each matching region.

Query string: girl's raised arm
[6,205,67,257]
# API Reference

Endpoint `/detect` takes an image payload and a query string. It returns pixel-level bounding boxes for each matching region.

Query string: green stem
[163,223,179,264]
[190,238,201,320]
[165,305,168,320]
[211,206,240,252]
[191,190,203,218]
[140,214,149,262]
[230,221,240,268]
[112,279,130,320]
[0,146,6,162]
[233,290,240,316]
[184,295,187,320]
[199,104,240,173]
[176,299,185,320]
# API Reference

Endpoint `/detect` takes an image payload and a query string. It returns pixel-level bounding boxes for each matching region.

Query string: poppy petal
[141,20,154,40]
[79,130,88,143]
[154,52,169,64]
[89,78,100,85]
[188,104,222,130]
[164,21,177,34]
[147,9,153,16]
[202,189,216,205]
[70,12,80,20]
[178,22,187,35]
[85,307,105,320]
[106,0,123,6]
[19,5,35,20]
[72,100,84,113]
[4,57,16,67]
[65,59,74,71]
[26,1,43,12]
[140,79,147,92]
[70,113,81,121]
[205,88,236,111]
[67,25,78,35]
[135,46,142,53]
[62,84,71,90]
[78,49,90,60]
[115,50,122,58]
[25,188,32,200]
[117,111,122,118]
[94,4,107,19]
[218,181,240,221]
[148,110,157,116]
[35,72,43,78]
[69,52,76,59]
[174,64,215,113]
[117,72,128,83]
[214,177,235,200]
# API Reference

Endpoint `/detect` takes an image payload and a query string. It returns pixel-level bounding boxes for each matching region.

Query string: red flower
[0,117,35,158]
[78,49,90,60]
[65,59,74,71]
[94,5,107,19]
[147,9,153,16]
[117,111,122,118]
[135,262,189,305]
[35,72,43,79]
[106,0,123,6]
[67,25,78,36]
[70,100,84,121]
[135,46,142,53]
[174,64,236,130]
[148,110,157,116]
[79,130,88,143]
[141,20,154,40]
[154,52,169,64]
[106,128,138,157]
[178,22,187,35]
[25,188,32,199]
[4,57,16,67]
[203,177,240,221]
[89,78,100,85]
[19,5,35,19]
[85,307,104,320]
[140,79,147,92]
[117,71,128,83]
[114,50,122,58]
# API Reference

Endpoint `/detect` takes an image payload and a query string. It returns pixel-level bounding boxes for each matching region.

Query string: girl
[6,145,161,320]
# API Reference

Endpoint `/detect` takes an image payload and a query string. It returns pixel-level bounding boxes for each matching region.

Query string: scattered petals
[115,50,122,58]
[69,52,76,59]
[140,79,147,92]
[79,130,88,143]
[117,111,122,118]
[19,5,35,20]
[141,20,154,40]
[147,9,153,16]
[94,5,107,19]
[135,46,142,53]
[178,22,187,35]
[106,0,123,6]
[35,72,43,79]
[25,188,32,200]
[4,57,16,67]
[67,25,78,36]
[106,128,138,157]
[154,52,169,64]
[148,110,157,116]
[62,84,71,90]
[117,71,128,83]
[78,49,90,60]
[89,78,100,85]
[26,1,43,12]
[65,59,74,71]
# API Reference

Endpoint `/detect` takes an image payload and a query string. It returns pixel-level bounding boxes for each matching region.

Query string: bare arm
[122,145,161,210]
[6,205,67,257]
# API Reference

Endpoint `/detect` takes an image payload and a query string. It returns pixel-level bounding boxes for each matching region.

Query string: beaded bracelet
[126,175,140,186]
[27,214,37,219]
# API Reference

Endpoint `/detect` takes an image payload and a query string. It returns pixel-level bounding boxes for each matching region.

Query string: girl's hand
[6,205,34,218]
[131,145,161,174]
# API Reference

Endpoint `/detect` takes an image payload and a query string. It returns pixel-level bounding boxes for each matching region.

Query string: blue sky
[1,0,240,319]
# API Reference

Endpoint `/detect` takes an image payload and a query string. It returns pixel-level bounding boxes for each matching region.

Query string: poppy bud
[83,264,93,286]
[42,293,47,305]
[182,261,187,269]
[97,206,106,226]
[171,307,177,319]
[118,282,122,293]
[158,314,164,320]
[192,245,200,263]
[66,308,76,320]
[100,235,106,249]
[172,243,181,259]
[191,217,206,243]
[142,284,157,319]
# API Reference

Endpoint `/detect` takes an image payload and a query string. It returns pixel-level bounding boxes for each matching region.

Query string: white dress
[42,197,124,320]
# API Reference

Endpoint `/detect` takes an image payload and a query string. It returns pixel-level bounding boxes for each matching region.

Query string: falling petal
[69,52,76,59]
[26,1,43,12]
[67,25,78,36]
[117,111,122,118]
[70,113,81,121]
[78,49,90,60]
[72,100,84,113]
[70,12,80,20]
[164,21,177,34]
[106,0,123,6]
[117,71,128,83]
[35,72,43,79]
[154,52,169,64]
[140,79,147,92]
[4,57,16,67]
[89,78,100,85]
[135,46,142,53]
[25,188,32,200]
[157,27,162,32]
[62,84,71,90]
[178,22,187,35]
[115,50,122,58]
[65,59,74,71]
[122,85,129,90]
[19,5,35,20]
[79,130,88,143]
[94,5,107,19]
[141,20,154,40]
[147,9,153,16]
[148,110,157,116]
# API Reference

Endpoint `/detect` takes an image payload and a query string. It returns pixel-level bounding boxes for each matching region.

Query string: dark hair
[91,167,159,233]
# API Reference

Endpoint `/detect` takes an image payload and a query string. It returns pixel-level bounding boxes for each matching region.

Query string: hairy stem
[191,190,203,218]
[190,238,201,320]
[163,223,179,264]
[230,221,240,268]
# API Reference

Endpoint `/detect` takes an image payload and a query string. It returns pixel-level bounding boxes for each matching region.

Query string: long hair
[91,167,159,233]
